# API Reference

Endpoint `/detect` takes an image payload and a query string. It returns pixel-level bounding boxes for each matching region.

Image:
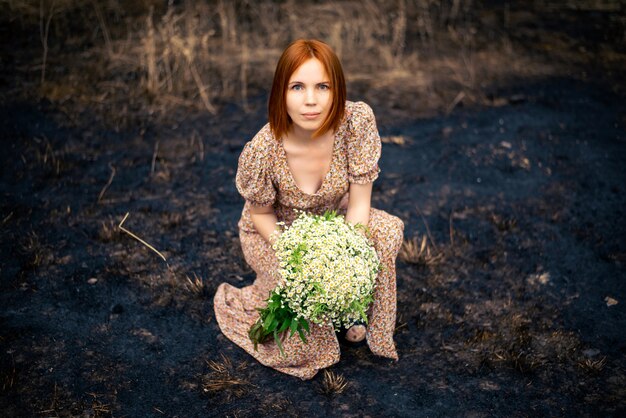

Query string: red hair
[268,39,346,140]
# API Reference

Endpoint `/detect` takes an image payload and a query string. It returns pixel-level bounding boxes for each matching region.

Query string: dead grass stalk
[97,163,116,203]
[203,353,256,400]
[185,272,205,297]
[90,0,112,57]
[399,235,443,266]
[150,141,159,177]
[118,212,167,263]
[17,0,561,123]
[319,369,349,395]
[39,0,57,86]
[578,356,607,374]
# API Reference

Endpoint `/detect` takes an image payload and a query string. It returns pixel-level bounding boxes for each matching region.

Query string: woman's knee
[369,209,405,253]
[387,214,405,253]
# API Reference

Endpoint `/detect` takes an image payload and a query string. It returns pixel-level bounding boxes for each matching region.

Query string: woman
[213,39,404,380]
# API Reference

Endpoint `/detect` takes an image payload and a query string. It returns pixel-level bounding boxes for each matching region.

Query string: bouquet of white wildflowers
[248,210,380,356]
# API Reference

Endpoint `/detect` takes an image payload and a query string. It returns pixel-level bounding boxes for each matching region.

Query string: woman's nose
[305,88,316,105]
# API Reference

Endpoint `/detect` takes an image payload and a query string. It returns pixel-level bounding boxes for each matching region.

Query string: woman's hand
[345,182,373,228]
[249,203,281,245]
[268,228,282,246]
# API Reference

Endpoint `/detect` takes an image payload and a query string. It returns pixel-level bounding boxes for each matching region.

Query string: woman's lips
[302,112,320,119]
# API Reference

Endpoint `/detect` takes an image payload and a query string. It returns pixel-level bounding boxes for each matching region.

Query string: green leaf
[263,312,275,330]
[251,325,263,344]
[360,311,368,323]
[268,318,279,332]
[273,329,285,357]
[297,327,308,344]
[289,317,298,337]
[249,320,261,338]
[277,318,290,333]
[298,317,310,333]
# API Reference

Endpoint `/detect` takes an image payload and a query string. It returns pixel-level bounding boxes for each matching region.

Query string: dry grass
[490,213,518,232]
[32,135,64,176]
[85,392,112,416]
[97,163,116,203]
[477,315,581,375]
[184,272,206,297]
[318,369,349,395]
[381,135,410,146]
[7,0,622,125]
[35,382,113,417]
[202,353,256,401]
[3,0,579,127]
[118,212,168,263]
[399,235,443,266]
[578,356,607,374]
[97,217,118,242]
[1,354,17,392]
[19,230,51,269]
[37,381,60,415]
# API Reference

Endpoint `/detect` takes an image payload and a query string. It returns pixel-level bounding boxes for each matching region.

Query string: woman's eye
[291,84,303,91]
[319,84,330,90]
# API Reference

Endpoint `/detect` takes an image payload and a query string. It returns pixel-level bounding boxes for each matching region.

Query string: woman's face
[285,58,331,136]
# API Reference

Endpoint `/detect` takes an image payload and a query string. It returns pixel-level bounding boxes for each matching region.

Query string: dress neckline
[277,131,339,197]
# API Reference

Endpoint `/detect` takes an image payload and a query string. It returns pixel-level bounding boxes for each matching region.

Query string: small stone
[605,296,618,306]
[58,255,73,264]
[87,278,98,285]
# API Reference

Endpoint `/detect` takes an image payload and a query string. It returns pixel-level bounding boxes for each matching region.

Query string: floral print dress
[213,101,404,380]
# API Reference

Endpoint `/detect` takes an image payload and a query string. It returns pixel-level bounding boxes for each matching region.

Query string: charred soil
[1,2,625,417]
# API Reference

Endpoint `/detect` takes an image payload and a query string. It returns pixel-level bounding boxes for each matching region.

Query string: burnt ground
[1,6,626,418]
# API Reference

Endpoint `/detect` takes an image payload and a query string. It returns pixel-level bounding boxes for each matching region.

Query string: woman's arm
[345,182,373,228]
[249,203,281,244]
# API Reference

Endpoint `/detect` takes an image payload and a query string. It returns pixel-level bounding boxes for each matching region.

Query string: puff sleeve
[347,102,382,184]
[235,130,277,206]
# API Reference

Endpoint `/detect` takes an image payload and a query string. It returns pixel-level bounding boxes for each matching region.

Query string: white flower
[271,211,379,329]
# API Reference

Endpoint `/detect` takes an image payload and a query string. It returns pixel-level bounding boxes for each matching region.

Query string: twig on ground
[395,322,408,332]
[446,91,465,115]
[449,210,455,247]
[97,163,116,203]
[39,0,57,86]
[40,381,59,414]
[2,212,14,225]
[190,130,204,162]
[118,212,167,263]
[91,0,113,57]
[151,141,159,176]
[415,204,438,251]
